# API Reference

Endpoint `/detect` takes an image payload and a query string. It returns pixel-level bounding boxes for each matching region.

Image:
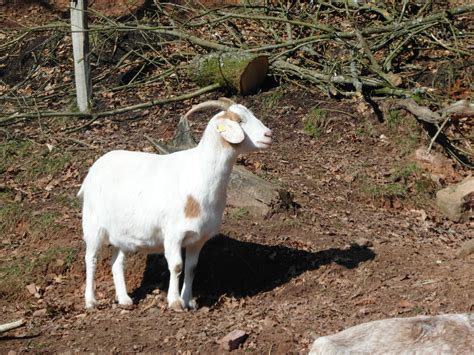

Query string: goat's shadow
[131,235,375,306]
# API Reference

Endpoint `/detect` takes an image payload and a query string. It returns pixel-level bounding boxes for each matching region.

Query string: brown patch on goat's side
[184,195,201,218]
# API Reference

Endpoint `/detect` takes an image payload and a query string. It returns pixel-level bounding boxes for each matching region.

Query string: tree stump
[189,52,269,95]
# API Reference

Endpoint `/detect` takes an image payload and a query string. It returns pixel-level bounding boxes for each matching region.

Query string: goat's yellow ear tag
[217,124,226,132]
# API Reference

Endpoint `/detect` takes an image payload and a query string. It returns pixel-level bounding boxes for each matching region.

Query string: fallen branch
[271,60,386,89]
[0,319,26,333]
[1,83,221,127]
[393,99,443,124]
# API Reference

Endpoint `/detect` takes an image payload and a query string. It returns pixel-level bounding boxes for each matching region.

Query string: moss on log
[189,52,268,95]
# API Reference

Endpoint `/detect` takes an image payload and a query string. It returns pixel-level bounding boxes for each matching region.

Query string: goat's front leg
[111,247,133,306]
[181,240,206,309]
[164,235,184,311]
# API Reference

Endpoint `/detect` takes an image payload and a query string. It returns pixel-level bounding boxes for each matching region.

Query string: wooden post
[70,0,91,112]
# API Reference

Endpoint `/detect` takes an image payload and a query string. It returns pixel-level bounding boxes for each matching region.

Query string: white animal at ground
[310,313,474,355]
[77,98,273,311]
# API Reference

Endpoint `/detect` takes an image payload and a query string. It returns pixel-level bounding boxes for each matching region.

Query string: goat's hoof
[118,295,133,306]
[85,298,97,309]
[185,299,198,310]
[169,300,185,312]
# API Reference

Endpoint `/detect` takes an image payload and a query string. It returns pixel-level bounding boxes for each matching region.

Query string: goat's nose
[264,130,273,138]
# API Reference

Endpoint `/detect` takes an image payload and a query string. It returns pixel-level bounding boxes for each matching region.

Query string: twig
[66,83,221,132]
[1,83,221,127]
[428,114,449,152]
[0,319,26,333]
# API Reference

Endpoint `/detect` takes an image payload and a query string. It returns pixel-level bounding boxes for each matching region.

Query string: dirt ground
[1,84,473,353]
[1,3,473,354]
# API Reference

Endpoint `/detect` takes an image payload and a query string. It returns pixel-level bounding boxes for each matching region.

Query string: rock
[33,308,48,317]
[310,314,474,354]
[436,177,474,222]
[217,329,248,351]
[354,238,373,247]
[457,239,474,258]
[413,147,458,183]
[26,283,38,296]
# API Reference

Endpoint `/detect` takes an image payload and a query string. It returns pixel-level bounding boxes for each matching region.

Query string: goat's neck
[194,127,237,190]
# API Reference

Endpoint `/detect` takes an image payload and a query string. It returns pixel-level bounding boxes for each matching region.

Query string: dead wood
[0,319,26,333]
[393,99,443,124]
[189,52,269,95]
[1,2,472,164]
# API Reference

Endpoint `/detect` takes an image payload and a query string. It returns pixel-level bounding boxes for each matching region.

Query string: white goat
[77,98,272,311]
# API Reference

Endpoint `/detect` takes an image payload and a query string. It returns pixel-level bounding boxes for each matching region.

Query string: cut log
[145,116,291,218]
[189,52,269,95]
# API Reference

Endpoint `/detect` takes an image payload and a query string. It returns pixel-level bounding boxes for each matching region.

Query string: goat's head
[184,98,272,152]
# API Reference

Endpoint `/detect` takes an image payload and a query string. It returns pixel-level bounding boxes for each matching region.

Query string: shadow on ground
[131,235,375,305]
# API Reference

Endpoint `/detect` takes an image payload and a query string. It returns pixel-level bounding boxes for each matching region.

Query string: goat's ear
[217,119,245,144]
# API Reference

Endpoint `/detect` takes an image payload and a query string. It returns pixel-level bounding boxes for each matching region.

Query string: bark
[189,52,269,95]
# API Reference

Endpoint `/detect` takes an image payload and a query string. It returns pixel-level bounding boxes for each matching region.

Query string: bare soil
[1,86,473,353]
[1,3,473,354]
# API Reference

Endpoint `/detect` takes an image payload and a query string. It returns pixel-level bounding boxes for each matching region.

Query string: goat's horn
[183,100,232,119]
[218,97,237,105]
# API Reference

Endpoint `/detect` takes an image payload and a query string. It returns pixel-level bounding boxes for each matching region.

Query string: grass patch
[30,210,62,236]
[51,193,80,209]
[360,162,435,205]
[1,137,74,184]
[0,196,63,238]
[0,190,22,236]
[0,139,33,175]
[304,107,328,138]
[362,181,407,200]
[391,162,418,182]
[261,88,283,109]
[356,119,376,138]
[232,207,250,220]
[386,110,402,129]
[385,110,422,156]
[0,247,78,297]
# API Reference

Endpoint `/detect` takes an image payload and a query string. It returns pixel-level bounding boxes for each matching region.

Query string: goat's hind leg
[84,228,104,309]
[111,247,133,306]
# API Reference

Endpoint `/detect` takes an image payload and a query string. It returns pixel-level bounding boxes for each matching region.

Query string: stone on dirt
[457,239,474,258]
[217,329,248,351]
[310,314,474,355]
[33,308,48,317]
[436,177,474,222]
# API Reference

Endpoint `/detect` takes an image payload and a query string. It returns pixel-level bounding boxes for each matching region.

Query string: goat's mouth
[256,140,272,148]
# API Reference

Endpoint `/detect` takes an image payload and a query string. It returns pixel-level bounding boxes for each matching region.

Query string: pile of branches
[0,1,473,162]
